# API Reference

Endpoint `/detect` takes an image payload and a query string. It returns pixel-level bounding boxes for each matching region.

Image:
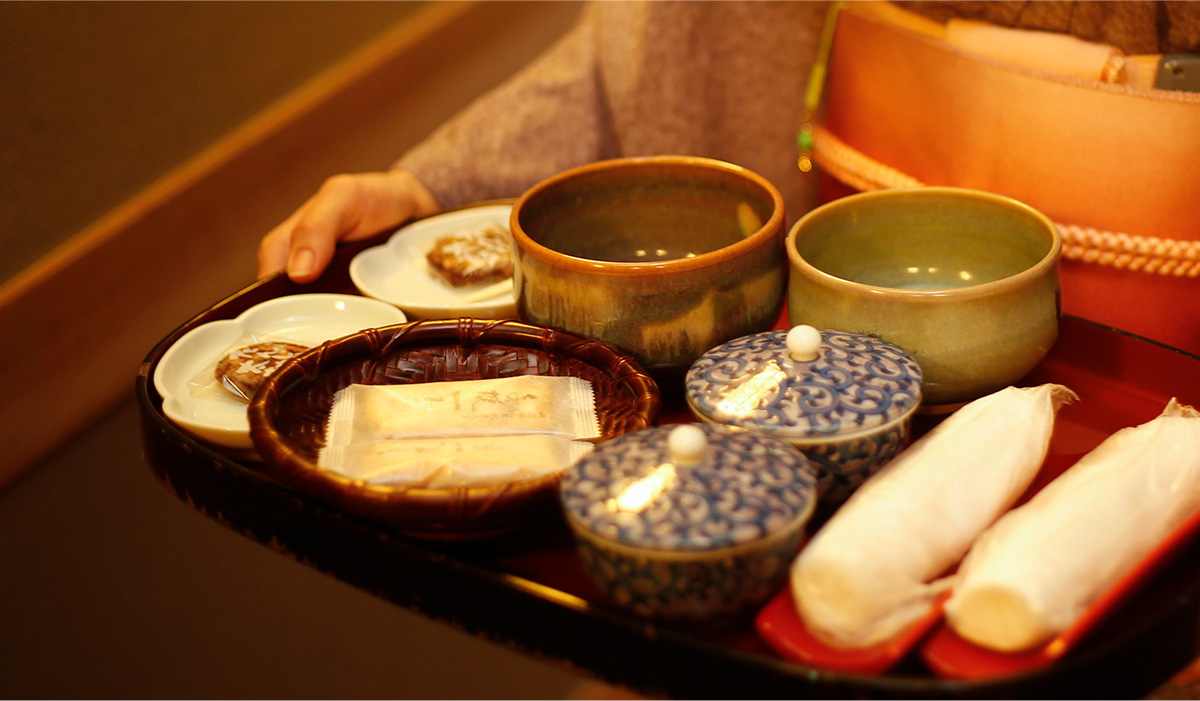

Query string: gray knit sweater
[395,1,829,227]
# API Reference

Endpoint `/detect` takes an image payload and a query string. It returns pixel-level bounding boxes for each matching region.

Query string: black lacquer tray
[136,227,1200,699]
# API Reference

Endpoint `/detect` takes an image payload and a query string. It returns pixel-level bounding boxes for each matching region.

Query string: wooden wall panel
[0,1,581,488]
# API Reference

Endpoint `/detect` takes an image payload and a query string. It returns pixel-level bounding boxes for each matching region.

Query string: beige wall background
[1,1,424,283]
[0,1,584,484]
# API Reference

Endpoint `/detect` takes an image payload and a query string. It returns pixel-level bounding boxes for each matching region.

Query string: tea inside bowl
[793,193,1055,290]
[516,167,774,263]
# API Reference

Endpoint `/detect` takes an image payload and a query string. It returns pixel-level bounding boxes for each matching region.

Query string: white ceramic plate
[153,293,407,451]
[349,204,517,319]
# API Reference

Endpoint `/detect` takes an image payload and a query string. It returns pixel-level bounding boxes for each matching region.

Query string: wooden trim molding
[0,1,580,488]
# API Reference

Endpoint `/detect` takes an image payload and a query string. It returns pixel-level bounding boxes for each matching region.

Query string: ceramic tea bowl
[786,187,1061,410]
[510,156,787,380]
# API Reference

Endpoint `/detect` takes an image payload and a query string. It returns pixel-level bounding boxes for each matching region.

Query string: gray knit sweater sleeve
[394,3,615,209]
[394,1,827,219]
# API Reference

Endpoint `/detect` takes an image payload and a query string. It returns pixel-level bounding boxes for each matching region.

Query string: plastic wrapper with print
[319,434,594,490]
[318,375,600,491]
[324,375,600,444]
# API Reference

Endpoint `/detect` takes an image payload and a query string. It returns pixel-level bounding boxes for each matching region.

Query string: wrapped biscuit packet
[186,333,310,403]
[213,339,309,401]
[790,384,1077,649]
[319,434,594,489]
[325,375,600,445]
[945,398,1200,652]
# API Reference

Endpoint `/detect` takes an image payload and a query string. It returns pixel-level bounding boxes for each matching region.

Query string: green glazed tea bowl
[510,156,787,380]
[786,187,1062,409]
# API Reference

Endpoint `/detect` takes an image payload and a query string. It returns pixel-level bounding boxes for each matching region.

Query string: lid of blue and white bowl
[684,325,923,442]
[560,423,818,552]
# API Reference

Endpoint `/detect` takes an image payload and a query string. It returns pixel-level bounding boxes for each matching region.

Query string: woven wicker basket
[247,317,661,539]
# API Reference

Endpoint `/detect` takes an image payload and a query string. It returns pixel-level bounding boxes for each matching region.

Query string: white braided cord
[811,124,1200,278]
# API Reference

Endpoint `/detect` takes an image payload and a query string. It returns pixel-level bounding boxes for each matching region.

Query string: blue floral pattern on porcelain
[570,522,802,622]
[561,423,818,622]
[685,329,922,436]
[801,423,908,505]
[684,328,922,507]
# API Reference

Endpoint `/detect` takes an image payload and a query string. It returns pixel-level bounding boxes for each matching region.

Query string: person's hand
[257,169,441,283]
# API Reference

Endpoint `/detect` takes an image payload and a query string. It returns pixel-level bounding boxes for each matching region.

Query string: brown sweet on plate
[215,341,309,399]
[425,225,513,287]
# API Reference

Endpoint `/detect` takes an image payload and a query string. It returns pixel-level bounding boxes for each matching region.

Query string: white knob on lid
[787,325,822,361]
[667,424,707,464]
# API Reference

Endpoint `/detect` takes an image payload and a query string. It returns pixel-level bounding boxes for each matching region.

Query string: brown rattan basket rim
[246,317,661,513]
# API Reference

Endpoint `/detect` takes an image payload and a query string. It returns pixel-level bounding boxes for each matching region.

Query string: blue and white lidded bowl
[685,325,923,507]
[560,423,818,624]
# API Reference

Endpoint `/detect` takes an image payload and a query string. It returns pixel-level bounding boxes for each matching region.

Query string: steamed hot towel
[790,384,1076,649]
[945,399,1200,652]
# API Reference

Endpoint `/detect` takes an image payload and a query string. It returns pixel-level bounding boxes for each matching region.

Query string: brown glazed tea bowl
[510,155,787,380]
[786,187,1062,410]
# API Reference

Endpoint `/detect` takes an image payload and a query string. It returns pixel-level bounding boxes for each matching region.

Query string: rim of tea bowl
[510,155,786,275]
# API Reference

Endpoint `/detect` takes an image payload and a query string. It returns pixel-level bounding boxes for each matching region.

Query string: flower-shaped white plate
[153,293,407,451]
[349,204,517,319]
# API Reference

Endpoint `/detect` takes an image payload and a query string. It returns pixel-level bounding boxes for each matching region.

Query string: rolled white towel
[945,399,1200,652]
[791,384,1076,649]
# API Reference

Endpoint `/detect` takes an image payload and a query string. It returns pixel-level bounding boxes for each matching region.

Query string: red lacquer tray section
[921,504,1200,680]
[756,587,949,675]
